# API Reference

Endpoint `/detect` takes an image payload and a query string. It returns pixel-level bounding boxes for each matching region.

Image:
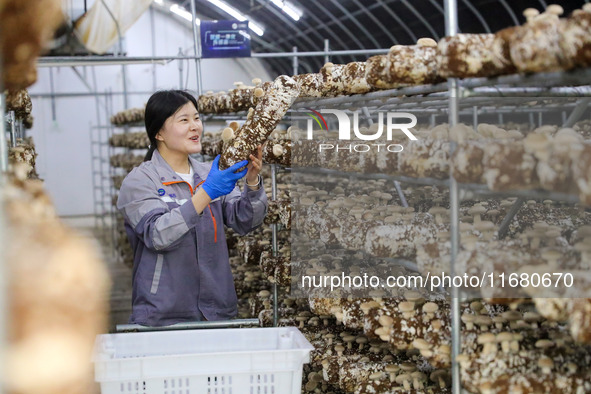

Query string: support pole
[444,1,461,393]
[497,198,525,239]
[292,46,298,75]
[271,164,279,327]
[8,111,16,147]
[190,0,203,95]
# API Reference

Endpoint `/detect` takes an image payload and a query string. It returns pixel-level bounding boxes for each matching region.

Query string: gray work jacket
[117,149,267,326]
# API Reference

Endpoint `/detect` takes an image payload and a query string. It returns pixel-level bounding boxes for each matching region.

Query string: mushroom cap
[513,333,524,341]
[334,344,345,352]
[468,205,487,215]
[399,301,416,313]
[399,362,417,372]
[343,335,356,343]
[385,364,400,373]
[486,209,500,217]
[356,337,368,344]
[228,121,240,131]
[395,373,412,384]
[461,313,476,323]
[497,332,513,342]
[430,369,448,380]
[546,4,564,15]
[474,220,495,232]
[477,333,496,344]
[379,315,394,327]
[412,338,432,350]
[417,37,437,47]
[221,127,235,142]
[360,300,381,313]
[429,206,448,215]
[523,312,542,322]
[257,290,271,298]
[474,315,493,325]
[535,339,554,349]
[251,77,262,85]
[502,310,522,321]
[374,327,390,337]
[304,380,318,391]
[456,354,470,363]
[538,357,554,369]
[411,371,427,380]
[272,144,284,157]
[437,344,451,355]
[324,333,335,339]
[470,301,484,312]
[369,371,385,380]
[404,290,423,302]
[423,302,439,313]
[523,8,540,18]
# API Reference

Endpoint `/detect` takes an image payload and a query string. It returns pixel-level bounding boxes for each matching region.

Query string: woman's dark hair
[144,90,199,161]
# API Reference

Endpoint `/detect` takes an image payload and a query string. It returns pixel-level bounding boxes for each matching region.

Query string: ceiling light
[206,0,265,36]
[269,0,303,21]
[170,4,194,22]
[248,22,264,36]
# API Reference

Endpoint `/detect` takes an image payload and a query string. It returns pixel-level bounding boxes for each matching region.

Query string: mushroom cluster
[197,78,269,114]
[109,132,150,150]
[109,152,144,172]
[110,107,145,126]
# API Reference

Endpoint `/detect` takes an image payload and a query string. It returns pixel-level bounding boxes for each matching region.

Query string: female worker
[117,90,267,326]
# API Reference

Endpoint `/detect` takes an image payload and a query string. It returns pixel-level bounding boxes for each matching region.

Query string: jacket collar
[151,149,208,186]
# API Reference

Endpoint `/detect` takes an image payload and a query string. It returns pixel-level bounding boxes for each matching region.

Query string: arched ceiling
[174,0,588,77]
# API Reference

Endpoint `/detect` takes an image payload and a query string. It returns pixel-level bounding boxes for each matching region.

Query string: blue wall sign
[201,20,251,58]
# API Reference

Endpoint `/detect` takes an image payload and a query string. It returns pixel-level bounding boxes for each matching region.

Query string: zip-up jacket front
[117,150,267,326]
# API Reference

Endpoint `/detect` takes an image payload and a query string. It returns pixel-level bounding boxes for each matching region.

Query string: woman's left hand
[245,145,263,187]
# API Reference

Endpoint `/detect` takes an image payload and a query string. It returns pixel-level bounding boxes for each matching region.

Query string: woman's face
[156,101,203,155]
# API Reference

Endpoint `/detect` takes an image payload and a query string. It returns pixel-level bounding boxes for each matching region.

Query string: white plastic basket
[93,326,314,394]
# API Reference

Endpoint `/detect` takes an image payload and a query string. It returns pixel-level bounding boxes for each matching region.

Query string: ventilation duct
[74,0,152,54]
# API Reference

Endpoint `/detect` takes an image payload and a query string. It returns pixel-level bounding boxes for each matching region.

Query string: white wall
[28,6,273,217]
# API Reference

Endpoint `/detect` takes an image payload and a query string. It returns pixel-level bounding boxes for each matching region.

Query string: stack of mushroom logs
[5,88,34,128]
[108,132,150,269]
[220,118,591,391]
[278,168,590,392]
[197,4,591,116]
[109,107,146,127]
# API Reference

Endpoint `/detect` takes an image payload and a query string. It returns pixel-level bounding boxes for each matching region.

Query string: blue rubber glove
[201,155,249,200]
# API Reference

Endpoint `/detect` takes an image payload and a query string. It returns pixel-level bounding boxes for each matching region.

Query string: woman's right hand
[201,155,248,200]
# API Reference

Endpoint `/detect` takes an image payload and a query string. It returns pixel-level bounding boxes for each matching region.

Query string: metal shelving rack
[284,3,591,392]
